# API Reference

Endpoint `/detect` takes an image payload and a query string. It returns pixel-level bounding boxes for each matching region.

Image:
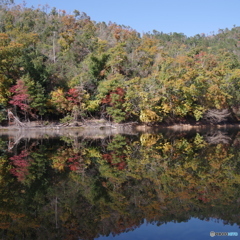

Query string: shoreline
[1,121,240,133]
[1,121,240,143]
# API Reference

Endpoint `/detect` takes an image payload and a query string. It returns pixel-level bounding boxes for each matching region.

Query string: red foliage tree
[9,79,32,118]
[101,87,125,106]
[66,88,82,107]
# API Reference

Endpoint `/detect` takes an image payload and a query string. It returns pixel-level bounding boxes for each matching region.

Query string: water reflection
[0,129,239,239]
[97,218,239,240]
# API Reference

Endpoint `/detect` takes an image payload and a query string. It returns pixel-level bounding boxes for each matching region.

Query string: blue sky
[14,0,240,37]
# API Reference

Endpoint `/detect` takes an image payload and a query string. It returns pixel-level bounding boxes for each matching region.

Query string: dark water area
[0,128,240,239]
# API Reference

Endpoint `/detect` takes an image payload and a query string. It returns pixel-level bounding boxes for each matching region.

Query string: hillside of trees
[1,3,240,125]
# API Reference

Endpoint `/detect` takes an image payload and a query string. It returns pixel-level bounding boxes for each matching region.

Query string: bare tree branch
[203,109,230,124]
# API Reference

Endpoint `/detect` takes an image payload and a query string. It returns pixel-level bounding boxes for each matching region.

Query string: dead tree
[203,109,230,124]
[7,109,26,127]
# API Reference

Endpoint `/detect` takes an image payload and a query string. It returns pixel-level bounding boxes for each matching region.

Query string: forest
[1,2,240,125]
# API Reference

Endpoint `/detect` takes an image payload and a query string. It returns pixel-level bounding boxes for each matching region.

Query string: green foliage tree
[0,3,240,124]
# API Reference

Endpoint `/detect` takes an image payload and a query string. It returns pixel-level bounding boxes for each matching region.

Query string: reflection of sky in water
[96,218,239,240]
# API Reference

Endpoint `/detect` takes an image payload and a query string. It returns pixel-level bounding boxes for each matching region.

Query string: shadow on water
[0,127,240,239]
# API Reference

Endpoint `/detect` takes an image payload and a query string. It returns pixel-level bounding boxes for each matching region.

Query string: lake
[0,128,239,239]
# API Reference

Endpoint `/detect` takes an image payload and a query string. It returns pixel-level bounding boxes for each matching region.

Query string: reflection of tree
[0,132,240,239]
[9,150,30,182]
[205,131,232,144]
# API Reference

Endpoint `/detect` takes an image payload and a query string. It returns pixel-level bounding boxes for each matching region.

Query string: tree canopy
[1,3,240,124]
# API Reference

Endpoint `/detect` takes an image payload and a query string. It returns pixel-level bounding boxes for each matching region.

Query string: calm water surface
[0,129,239,239]
[97,218,239,240]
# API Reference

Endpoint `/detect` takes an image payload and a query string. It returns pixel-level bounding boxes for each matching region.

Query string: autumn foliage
[1,4,240,124]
